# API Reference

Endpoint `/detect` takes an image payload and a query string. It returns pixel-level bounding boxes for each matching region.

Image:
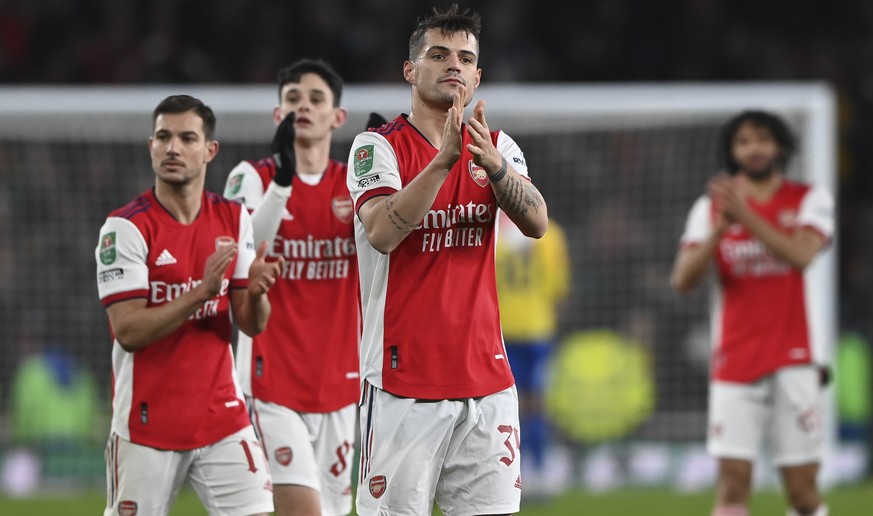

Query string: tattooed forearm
[385,197,416,233]
[496,175,544,216]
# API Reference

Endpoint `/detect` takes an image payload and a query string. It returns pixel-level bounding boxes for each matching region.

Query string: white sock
[713,505,748,516]
[787,504,828,516]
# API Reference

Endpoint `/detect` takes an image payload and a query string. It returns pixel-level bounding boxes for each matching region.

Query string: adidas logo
[514,475,522,489]
[155,249,177,266]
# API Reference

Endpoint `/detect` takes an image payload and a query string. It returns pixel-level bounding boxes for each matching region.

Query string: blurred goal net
[0,82,838,488]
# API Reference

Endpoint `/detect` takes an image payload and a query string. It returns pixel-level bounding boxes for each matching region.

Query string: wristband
[489,158,508,183]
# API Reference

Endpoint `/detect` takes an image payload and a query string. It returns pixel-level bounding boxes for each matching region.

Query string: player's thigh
[436,386,522,516]
[188,426,274,516]
[104,433,189,516]
[252,398,319,489]
[309,404,356,515]
[771,366,824,466]
[707,380,769,461]
[357,385,460,516]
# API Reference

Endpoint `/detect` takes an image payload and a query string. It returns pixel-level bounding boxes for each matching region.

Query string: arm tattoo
[496,175,544,216]
[385,197,416,234]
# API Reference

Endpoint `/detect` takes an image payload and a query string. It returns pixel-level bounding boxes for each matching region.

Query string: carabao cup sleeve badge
[100,232,117,265]
[353,145,375,177]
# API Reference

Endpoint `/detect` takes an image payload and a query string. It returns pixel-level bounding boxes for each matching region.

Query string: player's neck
[739,172,783,202]
[154,181,204,224]
[407,102,452,149]
[294,140,331,176]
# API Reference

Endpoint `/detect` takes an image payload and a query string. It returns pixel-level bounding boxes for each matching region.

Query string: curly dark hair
[719,110,797,175]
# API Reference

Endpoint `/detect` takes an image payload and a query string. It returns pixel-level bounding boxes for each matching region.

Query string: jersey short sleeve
[496,131,530,179]
[232,207,257,284]
[224,161,265,211]
[347,131,402,212]
[797,185,835,241]
[679,195,712,246]
[95,217,150,304]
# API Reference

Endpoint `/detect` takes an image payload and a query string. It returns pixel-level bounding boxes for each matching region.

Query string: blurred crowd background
[2,0,872,331]
[0,0,871,495]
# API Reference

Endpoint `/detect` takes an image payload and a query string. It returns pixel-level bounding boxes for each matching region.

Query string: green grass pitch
[1,484,870,515]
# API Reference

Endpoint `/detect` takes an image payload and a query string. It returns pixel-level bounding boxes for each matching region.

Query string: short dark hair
[276,58,343,106]
[152,95,216,140]
[408,4,482,61]
[720,110,796,175]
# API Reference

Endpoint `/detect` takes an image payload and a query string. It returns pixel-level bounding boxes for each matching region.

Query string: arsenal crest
[468,161,489,188]
[274,446,293,466]
[119,500,138,516]
[332,196,354,224]
[369,475,387,499]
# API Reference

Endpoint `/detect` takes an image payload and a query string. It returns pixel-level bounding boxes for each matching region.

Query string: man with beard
[346,4,548,515]
[670,110,834,516]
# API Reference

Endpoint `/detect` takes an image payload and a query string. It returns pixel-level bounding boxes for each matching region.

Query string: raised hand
[435,86,466,170]
[708,173,746,225]
[271,113,296,187]
[366,112,387,130]
[465,99,503,176]
[202,243,237,297]
[247,241,284,297]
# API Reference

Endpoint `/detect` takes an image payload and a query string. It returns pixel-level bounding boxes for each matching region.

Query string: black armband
[489,158,508,183]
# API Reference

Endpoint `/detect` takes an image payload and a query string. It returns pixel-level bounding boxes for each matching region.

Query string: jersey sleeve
[95,217,149,306]
[347,131,402,213]
[797,184,835,242]
[496,131,530,179]
[679,195,712,246]
[231,208,256,288]
[224,161,265,211]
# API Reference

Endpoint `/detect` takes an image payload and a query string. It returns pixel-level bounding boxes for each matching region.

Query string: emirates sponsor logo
[119,500,138,516]
[369,475,387,499]
[275,446,293,466]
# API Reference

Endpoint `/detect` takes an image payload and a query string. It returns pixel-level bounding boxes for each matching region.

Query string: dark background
[2,0,870,335]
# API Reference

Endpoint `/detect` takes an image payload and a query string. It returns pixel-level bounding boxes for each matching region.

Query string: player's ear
[403,61,415,85]
[272,106,284,126]
[332,107,349,130]
[205,140,219,163]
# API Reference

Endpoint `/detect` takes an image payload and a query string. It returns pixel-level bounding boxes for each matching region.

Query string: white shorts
[707,365,824,466]
[251,399,356,516]
[104,426,273,516]
[357,384,522,516]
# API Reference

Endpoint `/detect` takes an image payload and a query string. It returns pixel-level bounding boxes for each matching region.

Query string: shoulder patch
[225,173,244,197]
[353,145,375,177]
[99,232,117,265]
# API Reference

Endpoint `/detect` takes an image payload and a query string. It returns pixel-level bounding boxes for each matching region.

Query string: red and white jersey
[95,188,254,450]
[224,157,360,412]
[347,115,524,399]
[678,180,834,383]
